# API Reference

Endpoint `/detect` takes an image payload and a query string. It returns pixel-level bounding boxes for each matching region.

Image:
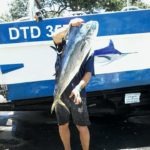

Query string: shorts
[55,96,91,126]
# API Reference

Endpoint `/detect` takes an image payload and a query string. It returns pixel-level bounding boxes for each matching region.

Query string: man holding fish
[52,18,98,150]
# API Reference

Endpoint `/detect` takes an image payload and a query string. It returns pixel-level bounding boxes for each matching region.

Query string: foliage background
[1,0,150,21]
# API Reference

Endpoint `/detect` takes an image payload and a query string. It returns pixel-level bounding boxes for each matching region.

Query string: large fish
[51,21,99,113]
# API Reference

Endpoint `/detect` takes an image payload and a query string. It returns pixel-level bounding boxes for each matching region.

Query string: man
[52,18,94,150]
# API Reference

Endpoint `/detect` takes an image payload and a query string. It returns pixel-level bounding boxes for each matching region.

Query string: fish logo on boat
[94,40,137,65]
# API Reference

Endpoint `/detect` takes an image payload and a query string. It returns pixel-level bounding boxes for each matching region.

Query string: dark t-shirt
[54,41,94,99]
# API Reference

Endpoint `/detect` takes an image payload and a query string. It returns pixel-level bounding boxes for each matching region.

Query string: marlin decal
[94,40,137,65]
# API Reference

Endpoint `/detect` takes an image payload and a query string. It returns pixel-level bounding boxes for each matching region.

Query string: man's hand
[69,72,92,105]
[69,18,84,27]
[69,86,82,105]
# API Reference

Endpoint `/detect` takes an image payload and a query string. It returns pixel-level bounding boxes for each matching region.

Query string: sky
[142,0,150,4]
[0,0,12,16]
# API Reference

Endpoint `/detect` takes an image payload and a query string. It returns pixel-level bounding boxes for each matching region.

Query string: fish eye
[86,24,90,30]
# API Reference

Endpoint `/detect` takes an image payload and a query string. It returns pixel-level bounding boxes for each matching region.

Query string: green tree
[36,0,126,16]
[6,0,150,20]
[9,0,29,20]
[38,0,132,15]
[95,0,126,11]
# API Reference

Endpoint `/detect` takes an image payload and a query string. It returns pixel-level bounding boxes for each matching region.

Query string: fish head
[79,21,99,38]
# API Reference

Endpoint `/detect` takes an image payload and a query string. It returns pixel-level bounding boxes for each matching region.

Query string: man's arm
[52,26,69,44]
[69,72,92,105]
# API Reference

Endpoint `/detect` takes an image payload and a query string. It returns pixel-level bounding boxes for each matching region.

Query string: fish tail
[51,98,70,114]
[58,100,70,113]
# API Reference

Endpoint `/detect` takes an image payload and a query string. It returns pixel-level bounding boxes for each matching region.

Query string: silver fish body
[51,21,99,113]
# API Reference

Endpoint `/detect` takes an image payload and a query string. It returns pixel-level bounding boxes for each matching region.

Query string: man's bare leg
[76,125,90,150]
[59,123,71,150]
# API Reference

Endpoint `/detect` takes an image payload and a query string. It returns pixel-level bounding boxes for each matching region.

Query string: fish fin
[97,55,111,60]
[50,46,57,51]
[51,100,57,114]
[58,100,70,113]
